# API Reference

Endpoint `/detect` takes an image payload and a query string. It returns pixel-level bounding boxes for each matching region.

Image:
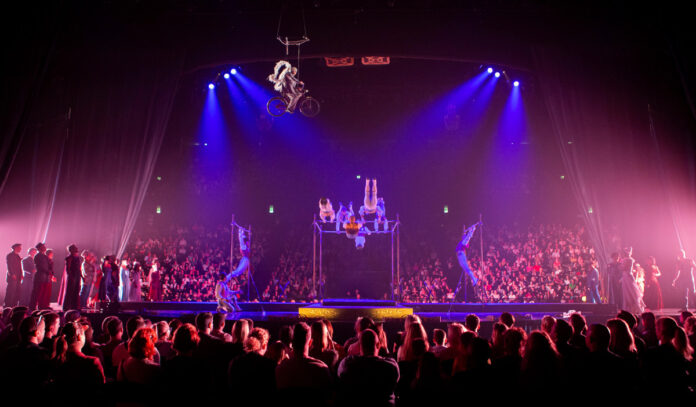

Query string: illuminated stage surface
[83,300,685,340]
[112,299,629,324]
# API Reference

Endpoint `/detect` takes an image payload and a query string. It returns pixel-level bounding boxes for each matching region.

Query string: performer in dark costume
[62,244,83,311]
[672,250,696,310]
[4,243,23,307]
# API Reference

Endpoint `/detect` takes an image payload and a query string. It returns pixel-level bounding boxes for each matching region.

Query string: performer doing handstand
[216,228,250,313]
[456,222,481,287]
[359,179,386,228]
[318,197,335,223]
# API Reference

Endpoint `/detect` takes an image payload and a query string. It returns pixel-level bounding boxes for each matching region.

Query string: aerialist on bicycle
[268,60,304,113]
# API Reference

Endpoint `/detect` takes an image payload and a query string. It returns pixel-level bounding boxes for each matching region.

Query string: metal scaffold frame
[312,214,401,302]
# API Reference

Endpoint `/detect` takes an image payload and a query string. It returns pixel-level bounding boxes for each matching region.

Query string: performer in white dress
[620,247,645,314]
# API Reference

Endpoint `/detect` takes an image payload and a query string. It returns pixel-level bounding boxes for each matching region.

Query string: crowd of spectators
[129,223,602,304]
[1,306,695,405]
[126,224,267,302]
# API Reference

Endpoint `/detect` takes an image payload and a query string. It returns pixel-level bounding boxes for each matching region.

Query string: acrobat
[267,60,304,113]
[215,272,242,313]
[456,222,481,287]
[359,179,387,230]
[335,202,353,231]
[318,197,335,223]
[230,228,251,278]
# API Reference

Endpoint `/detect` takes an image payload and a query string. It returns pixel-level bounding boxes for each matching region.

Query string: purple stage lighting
[487,67,493,74]
[494,72,501,78]
[513,81,519,87]
[231,68,237,75]
[208,83,215,90]
[223,73,230,79]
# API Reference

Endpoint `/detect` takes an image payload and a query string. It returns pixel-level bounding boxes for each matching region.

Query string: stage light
[560,175,565,180]
[156,176,162,181]
[269,205,275,214]
[223,73,230,79]
[208,83,215,90]
[487,67,493,74]
[513,81,519,87]
[231,68,237,75]
[588,207,594,214]
[494,72,501,78]
[443,205,449,214]
[156,206,161,214]
[582,296,587,302]
[356,175,361,179]
[204,143,208,146]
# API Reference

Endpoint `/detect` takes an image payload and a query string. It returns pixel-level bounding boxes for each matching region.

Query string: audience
[1,305,695,405]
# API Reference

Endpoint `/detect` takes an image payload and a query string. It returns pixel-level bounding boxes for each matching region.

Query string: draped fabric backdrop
[0,10,184,302]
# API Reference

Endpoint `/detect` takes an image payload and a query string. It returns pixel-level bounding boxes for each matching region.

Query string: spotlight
[231,68,237,75]
[444,205,449,214]
[223,73,230,79]
[208,83,215,90]
[513,81,519,87]
[269,205,275,214]
[487,67,493,74]
[356,175,361,179]
[494,72,501,78]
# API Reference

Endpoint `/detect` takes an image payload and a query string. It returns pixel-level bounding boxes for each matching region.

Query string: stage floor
[77,300,688,342]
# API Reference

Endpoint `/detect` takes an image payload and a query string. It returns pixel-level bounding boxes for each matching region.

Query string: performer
[4,243,23,307]
[149,259,162,302]
[344,216,362,240]
[215,272,241,313]
[129,263,142,302]
[61,244,83,311]
[20,247,38,306]
[336,202,353,231]
[31,243,54,310]
[119,260,130,302]
[585,260,601,304]
[318,197,335,223]
[643,256,663,310]
[456,222,481,287]
[672,249,696,310]
[359,179,386,224]
[620,247,645,314]
[79,250,96,308]
[607,252,622,307]
[231,228,251,277]
[267,60,305,113]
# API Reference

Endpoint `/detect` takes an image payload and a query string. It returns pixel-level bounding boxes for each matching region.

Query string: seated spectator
[0,307,29,352]
[617,310,646,353]
[520,331,561,396]
[464,314,480,334]
[112,316,147,368]
[450,337,495,398]
[162,323,210,404]
[584,324,624,397]
[684,315,696,351]
[430,328,447,357]
[228,327,277,402]
[490,322,507,360]
[211,313,232,342]
[641,317,691,396]
[639,312,658,348]
[541,315,556,336]
[266,340,288,365]
[39,312,60,351]
[117,327,160,384]
[53,321,105,388]
[101,317,123,378]
[492,327,526,390]
[276,322,333,405]
[499,312,515,328]
[0,315,51,395]
[397,322,429,362]
[568,313,588,350]
[337,329,399,407]
[155,320,175,361]
[77,316,104,366]
[345,317,376,356]
[672,326,693,361]
[309,321,339,370]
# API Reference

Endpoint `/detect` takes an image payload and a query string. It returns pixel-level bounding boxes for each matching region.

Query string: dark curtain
[0,16,184,301]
